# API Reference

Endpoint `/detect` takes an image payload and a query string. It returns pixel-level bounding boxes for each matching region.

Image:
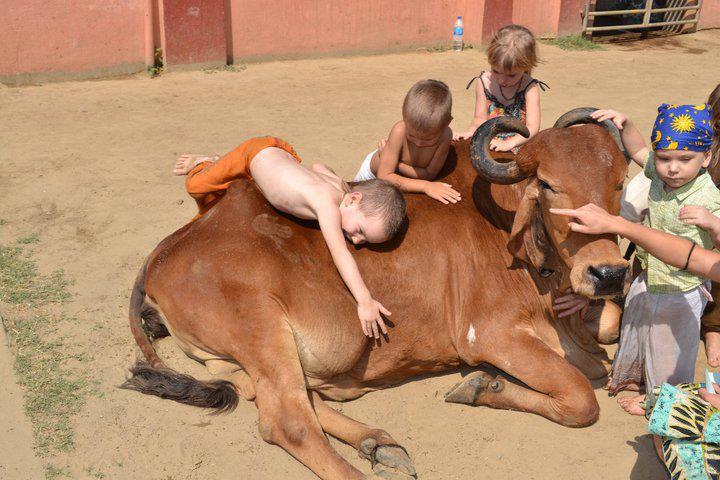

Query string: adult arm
[550,204,720,281]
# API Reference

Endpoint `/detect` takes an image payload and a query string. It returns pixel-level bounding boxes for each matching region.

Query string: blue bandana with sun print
[651,103,713,152]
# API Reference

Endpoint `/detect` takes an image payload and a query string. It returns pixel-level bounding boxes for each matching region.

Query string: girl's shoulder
[520,74,550,95]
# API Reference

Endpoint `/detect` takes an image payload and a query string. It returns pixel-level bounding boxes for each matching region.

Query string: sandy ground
[1,30,720,480]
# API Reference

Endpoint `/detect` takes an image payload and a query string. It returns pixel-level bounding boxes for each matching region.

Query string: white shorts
[354,150,377,182]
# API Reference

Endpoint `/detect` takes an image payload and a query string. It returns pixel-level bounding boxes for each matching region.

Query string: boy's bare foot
[618,394,645,416]
[172,154,218,176]
[705,331,720,368]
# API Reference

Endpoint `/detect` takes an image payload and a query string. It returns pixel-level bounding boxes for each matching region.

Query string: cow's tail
[121,260,238,414]
[127,259,165,368]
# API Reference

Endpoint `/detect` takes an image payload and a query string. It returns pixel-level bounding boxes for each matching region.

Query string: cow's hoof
[444,371,500,405]
[360,437,416,479]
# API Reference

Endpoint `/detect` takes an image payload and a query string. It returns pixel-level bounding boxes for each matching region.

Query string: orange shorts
[186,136,301,216]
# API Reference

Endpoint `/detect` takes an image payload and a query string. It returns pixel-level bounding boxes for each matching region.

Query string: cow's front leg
[450,332,599,428]
[309,391,416,479]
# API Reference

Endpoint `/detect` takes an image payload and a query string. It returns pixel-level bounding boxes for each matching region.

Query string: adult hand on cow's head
[550,204,623,236]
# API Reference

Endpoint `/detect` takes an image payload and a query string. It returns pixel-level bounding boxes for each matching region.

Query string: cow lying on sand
[122,109,630,479]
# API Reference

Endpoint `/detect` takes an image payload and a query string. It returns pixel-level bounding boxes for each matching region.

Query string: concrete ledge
[0,62,146,87]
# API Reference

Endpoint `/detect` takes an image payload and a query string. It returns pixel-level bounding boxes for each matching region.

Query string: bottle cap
[458,16,462,19]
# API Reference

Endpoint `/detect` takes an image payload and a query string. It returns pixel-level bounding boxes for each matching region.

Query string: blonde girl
[454,24,547,152]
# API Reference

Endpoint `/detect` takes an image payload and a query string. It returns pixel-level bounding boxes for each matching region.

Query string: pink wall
[227,0,490,61]
[699,0,720,30]
[2,0,719,84]
[0,0,150,85]
[512,0,563,37]
[557,0,587,36]
[161,0,226,68]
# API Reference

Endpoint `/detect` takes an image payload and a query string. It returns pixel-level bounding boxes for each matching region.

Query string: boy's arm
[314,202,389,338]
[419,129,452,180]
[394,129,451,180]
[376,123,433,193]
[679,206,720,248]
[590,110,649,167]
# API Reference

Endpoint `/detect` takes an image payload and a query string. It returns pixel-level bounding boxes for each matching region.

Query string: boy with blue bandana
[590,104,717,416]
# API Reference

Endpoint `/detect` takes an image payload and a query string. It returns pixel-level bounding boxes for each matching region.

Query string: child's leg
[645,287,705,391]
[184,136,300,215]
[608,273,649,394]
[173,154,219,176]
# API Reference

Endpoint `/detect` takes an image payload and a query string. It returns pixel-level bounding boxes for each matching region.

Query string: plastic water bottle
[452,16,464,51]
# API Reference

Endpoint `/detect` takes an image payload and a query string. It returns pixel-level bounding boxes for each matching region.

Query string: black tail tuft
[120,361,238,414]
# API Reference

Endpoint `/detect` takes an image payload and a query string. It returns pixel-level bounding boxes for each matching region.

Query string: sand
[1,30,719,480]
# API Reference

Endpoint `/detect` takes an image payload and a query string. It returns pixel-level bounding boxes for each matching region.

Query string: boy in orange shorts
[173,136,407,339]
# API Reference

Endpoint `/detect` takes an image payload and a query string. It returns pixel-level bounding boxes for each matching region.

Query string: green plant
[148,47,164,77]
[542,35,603,51]
[0,245,71,306]
[17,233,40,244]
[1,242,88,457]
[45,465,69,480]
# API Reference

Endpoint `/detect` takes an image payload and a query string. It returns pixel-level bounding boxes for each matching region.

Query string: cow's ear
[507,180,552,271]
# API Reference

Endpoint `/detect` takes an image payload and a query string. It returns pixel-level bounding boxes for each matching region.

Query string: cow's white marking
[466,324,476,345]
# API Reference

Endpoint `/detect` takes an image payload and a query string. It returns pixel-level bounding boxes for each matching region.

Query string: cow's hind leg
[447,334,599,427]
[234,307,375,480]
[309,391,416,479]
[205,359,256,401]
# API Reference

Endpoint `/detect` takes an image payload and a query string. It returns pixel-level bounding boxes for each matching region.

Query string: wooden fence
[582,0,702,36]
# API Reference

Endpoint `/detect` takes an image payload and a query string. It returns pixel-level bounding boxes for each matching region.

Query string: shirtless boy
[354,79,461,205]
[173,136,406,338]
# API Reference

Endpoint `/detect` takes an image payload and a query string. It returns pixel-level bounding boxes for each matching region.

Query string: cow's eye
[538,180,555,192]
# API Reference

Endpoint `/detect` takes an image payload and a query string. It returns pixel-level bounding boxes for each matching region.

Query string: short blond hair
[487,24,538,74]
[351,179,406,239]
[402,79,452,134]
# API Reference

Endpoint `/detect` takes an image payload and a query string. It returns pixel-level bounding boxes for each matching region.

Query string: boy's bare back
[250,147,346,221]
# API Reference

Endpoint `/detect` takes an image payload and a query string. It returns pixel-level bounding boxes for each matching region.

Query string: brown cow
[122,109,630,479]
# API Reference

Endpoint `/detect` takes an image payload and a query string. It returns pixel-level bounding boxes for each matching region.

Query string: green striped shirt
[637,153,720,293]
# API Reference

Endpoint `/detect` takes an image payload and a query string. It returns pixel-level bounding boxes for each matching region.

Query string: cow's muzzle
[586,264,628,297]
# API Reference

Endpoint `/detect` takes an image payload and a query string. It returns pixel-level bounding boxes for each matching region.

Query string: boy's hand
[358,298,390,339]
[423,182,462,204]
[679,206,720,233]
[552,289,590,319]
[590,109,628,130]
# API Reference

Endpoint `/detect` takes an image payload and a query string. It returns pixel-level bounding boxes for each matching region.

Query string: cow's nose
[587,265,628,296]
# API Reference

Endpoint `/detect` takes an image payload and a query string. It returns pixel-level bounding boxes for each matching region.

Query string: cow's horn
[553,107,630,162]
[469,116,531,184]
